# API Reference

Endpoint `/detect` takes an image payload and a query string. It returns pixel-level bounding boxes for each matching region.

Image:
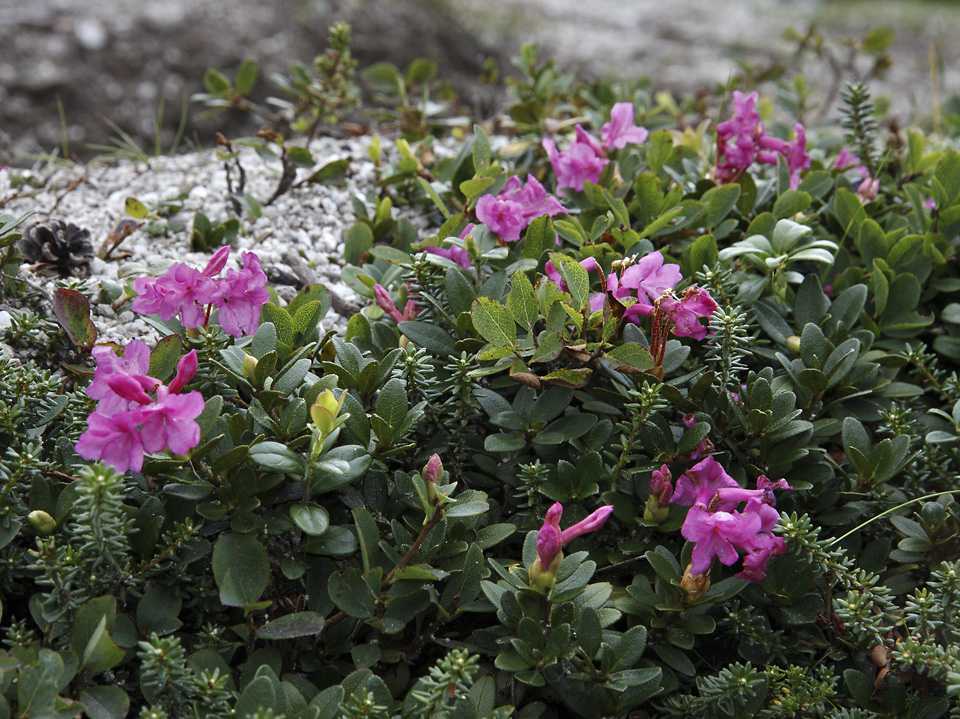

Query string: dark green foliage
[8,39,960,719]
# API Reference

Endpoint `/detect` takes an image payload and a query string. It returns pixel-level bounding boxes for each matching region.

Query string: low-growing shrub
[3,31,960,719]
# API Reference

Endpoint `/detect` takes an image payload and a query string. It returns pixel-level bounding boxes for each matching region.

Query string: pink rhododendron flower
[593,252,684,321]
[132,248,269,337]
[76,347,205,474]
[475,195,526,242]
[601,102,649,151]
[542,125,610,193]
[423,244,472,269]
[858,176,880,202]
[168,350,198,395]
[670,456,741,509]
[683,506,763,575]
[650,465,674,505]
[87,339,153,416]
[671,458,791,582]
[502,174,569,221]
[212,251,270,338]
[619,253,683,309]
[715,91,763,183]
[476,176,568,242]
[138,387,205,455]
[716,91,809,188]
[757,124,810,189]
[659,286,719,340]
[75,410,147,474]
[133,264,218,328]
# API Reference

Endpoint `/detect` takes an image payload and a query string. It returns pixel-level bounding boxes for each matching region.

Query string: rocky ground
[1,0,958,165]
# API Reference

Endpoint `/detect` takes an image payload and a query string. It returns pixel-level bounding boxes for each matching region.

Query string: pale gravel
[1,134,437,344]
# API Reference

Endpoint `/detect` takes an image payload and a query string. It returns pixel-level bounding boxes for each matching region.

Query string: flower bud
[310,389,347,446]
[785,335,801,355]
[528,551,563,593]
[643,465,673,524]
[28,510,56,535]
[680,563,711,603]
[242,353,258,380]
[464,233,479,258]
[423,453,443,485]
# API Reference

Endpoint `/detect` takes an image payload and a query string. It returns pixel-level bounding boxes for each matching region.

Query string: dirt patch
[0,0,503,165]
[1,0,957,166]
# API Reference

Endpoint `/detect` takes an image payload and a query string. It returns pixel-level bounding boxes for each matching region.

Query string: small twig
[47,177,84,215]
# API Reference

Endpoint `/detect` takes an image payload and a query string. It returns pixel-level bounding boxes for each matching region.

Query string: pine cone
[19,221,93,277]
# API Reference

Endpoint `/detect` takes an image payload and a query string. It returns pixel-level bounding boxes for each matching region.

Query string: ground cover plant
[3,26,960,719]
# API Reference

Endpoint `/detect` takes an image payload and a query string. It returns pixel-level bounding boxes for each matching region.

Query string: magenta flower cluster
[660,457,791,582]
[475,175,568,242]
[541,102,648,194]
[546,252,717,340]
[132,246,269,338]
[716,91,810,189]
[75,340,205,474]
[542,126,609,194]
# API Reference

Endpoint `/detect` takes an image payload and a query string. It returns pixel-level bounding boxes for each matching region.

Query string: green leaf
[472,124,491,170]
[290,505,330,536]
[507,271,539,329]
[541,368,592,388]
[236,676,276,719]
[397,320,456,356]
[646,546,680,583]
[124,197,149,220]
[353,507,380,574]
[292,299,328,339]
[461,177,496,200]
[80,686,130,719]
[72,597,117,663]
[18,650,64,719]
[307,158,350,184]
[471,297,517,346]
[603,343,655,372]
[376,378,408,430]
[136,585,182,638]
[249,441,306,475]
[833,187,866,239]
[934,148,960,206]
[522,215,554,260]
[688,233,718,273]
[328,568,377,618]
[548,253,590,311]
[256,611,326,640]
[80,616,126,673]
[646,129,674,174]
[369,246,411,266]
[702,184,740,228]
[773,190,812,219]
[52,288,98,348]
[261,302,295,347]
[212,533,270,606]
[344,223,374,266]
[148,335,184,383]
[303,526,357,557]
[203,68,232,95]
[235,58,258,95]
